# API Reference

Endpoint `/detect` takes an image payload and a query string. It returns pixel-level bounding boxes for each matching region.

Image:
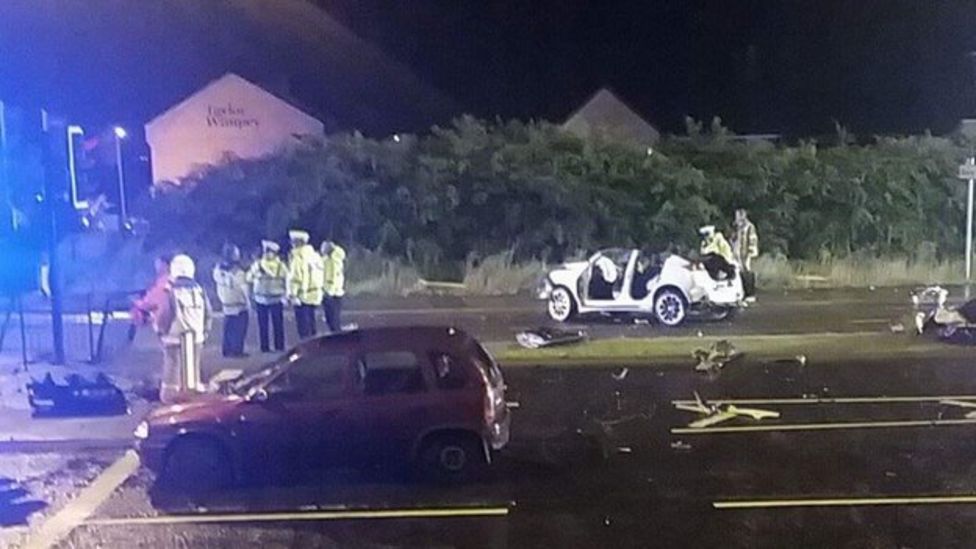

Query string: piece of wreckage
[912,286,976,344]
[674,392,779,428]
[692,339,744,372]
[516,327,587,349]
[27,373,128,417]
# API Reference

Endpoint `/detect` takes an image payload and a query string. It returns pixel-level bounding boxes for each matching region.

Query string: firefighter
[213,243,250,358]
[320,240,346,333]
[288,230,324,339]
[154,254,212,404]
[731,208,759,300]
[248,240,288,352]
[699,225,736,280]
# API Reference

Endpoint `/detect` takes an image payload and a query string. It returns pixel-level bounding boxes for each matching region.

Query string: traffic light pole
[40,110,65,365]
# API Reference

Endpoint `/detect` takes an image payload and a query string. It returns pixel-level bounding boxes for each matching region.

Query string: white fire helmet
[169,254,196,280]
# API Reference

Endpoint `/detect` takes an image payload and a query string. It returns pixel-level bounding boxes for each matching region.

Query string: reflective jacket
[247,256,289,305]
[701,232,734,264]
[288,244,324,305]
[323,245,346,297]
[155,278,212,345]
[213,263,250,315]
[732,220,759,264]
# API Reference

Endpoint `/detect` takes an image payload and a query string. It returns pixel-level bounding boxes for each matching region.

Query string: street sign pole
[968,160,974,282]
[40,110,65,365]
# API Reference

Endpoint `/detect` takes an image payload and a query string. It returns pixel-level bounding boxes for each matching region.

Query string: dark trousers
[222,311,248,357]
[702,254,736,281]
[742,270,757,297]
[256,303,285,352]
[295,304,317,339]
[323,296,343,333]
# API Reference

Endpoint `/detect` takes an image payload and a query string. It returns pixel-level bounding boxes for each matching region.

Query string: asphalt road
[16,352,976,548]
[6,287,976,548]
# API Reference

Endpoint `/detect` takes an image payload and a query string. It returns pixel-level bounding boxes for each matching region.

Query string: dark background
[318,0,976,136]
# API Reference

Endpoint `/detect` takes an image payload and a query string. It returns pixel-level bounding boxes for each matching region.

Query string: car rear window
[358,351,426,396]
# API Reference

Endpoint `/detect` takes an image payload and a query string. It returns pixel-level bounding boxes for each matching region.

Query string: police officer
[699,225,736,280]
[155,254,212,404]
[320,240,346,333]
[288,230,324,339]
[732,208,760,301]
[248,240,288,352]
[213,244,250,357]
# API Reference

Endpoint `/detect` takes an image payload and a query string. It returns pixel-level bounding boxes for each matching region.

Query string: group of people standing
[698,208,759,300]
[130,229,346,403]
[212,229,347,357]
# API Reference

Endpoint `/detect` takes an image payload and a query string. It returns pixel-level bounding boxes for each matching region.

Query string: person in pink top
[131,254,172,328]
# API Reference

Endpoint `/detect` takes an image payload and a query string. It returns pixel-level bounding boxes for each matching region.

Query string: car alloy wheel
[547,287,575,322]
[439,445,468,472]
[655,289,686,326]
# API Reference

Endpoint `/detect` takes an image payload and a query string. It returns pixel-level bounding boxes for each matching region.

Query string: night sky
[319,0,976,136]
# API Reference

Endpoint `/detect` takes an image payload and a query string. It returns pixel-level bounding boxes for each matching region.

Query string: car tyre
[161,437,233,492]
[418,433,486,484]
[654,288,687,327]
[547,286,577,322]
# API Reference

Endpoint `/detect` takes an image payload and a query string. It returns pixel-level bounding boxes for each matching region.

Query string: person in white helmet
[154,254,212,404]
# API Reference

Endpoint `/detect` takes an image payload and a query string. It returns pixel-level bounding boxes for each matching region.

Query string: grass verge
[491,332,974,367]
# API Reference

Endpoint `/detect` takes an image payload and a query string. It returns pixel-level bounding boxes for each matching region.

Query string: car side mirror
[247,387,269,403]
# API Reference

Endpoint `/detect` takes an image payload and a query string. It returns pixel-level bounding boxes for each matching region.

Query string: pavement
[2,287,976,547]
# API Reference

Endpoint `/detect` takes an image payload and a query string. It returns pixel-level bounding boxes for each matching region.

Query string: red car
[135,326,511,488]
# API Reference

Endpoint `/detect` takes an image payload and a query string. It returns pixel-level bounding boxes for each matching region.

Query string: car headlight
[134,420,149,440]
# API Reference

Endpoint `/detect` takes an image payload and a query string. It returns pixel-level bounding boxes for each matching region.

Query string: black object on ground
[27,372,128,417]
[516,327,587,349]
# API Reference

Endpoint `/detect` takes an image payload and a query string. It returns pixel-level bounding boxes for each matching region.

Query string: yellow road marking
[84,506,510,527]
[714,494,976,509]
[23,450,140,549]
[671,395,976,406]
[671,418,976,435]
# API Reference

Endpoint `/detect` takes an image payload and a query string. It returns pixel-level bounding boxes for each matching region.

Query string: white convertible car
[538,248,744,326]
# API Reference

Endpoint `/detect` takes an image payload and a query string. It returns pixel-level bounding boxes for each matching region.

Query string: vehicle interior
[631,251,664,299]
[585,249,631,302]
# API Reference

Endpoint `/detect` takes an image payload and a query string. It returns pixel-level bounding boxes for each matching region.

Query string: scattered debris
[913,287,976,344]
[617,447,633,454]
[885,471,897,479]
[692,340,743,372]
[516,327,587,349]
[603,516,612,526]
[670,440,692,451]
[696,330,704,338]
[633,318,650,325]
[889,322,905,334]
[506,401,521,409]
[27,373,128,417]
[675,392,780,428]
[341,323,359,331]
[940,399,976,418]
[611,367,630,381]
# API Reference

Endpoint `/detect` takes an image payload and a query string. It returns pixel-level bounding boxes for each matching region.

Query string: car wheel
[547,286,576,322]
[161,437,233,492]
[419,433,486,484]
[654,288,687,327]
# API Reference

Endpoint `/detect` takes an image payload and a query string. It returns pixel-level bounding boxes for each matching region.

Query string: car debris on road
[27,372,128,417]
[674,392,780,428]
[912,286,976,344]
[515,327,587,349]
[692,340,743,372]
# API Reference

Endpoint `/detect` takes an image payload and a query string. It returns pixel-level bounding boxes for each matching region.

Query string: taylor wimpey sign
[206,103,260,129]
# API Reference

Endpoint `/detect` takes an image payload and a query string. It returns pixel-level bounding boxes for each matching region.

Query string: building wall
[145,74,324,185]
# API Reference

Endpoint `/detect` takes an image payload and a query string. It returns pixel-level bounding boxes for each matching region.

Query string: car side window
[270,353,347,400]
[357,350,425,396]
[430,352,467,390]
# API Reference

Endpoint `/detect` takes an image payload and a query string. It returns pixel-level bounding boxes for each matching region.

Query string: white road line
[714,494,976,510]
[671,418,976,435]
[85,506,510,527]
[671,395,976,406]
[849,318,890,324]
[23,450,139,549]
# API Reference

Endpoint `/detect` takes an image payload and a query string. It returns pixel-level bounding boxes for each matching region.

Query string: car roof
[300,326,475,353]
